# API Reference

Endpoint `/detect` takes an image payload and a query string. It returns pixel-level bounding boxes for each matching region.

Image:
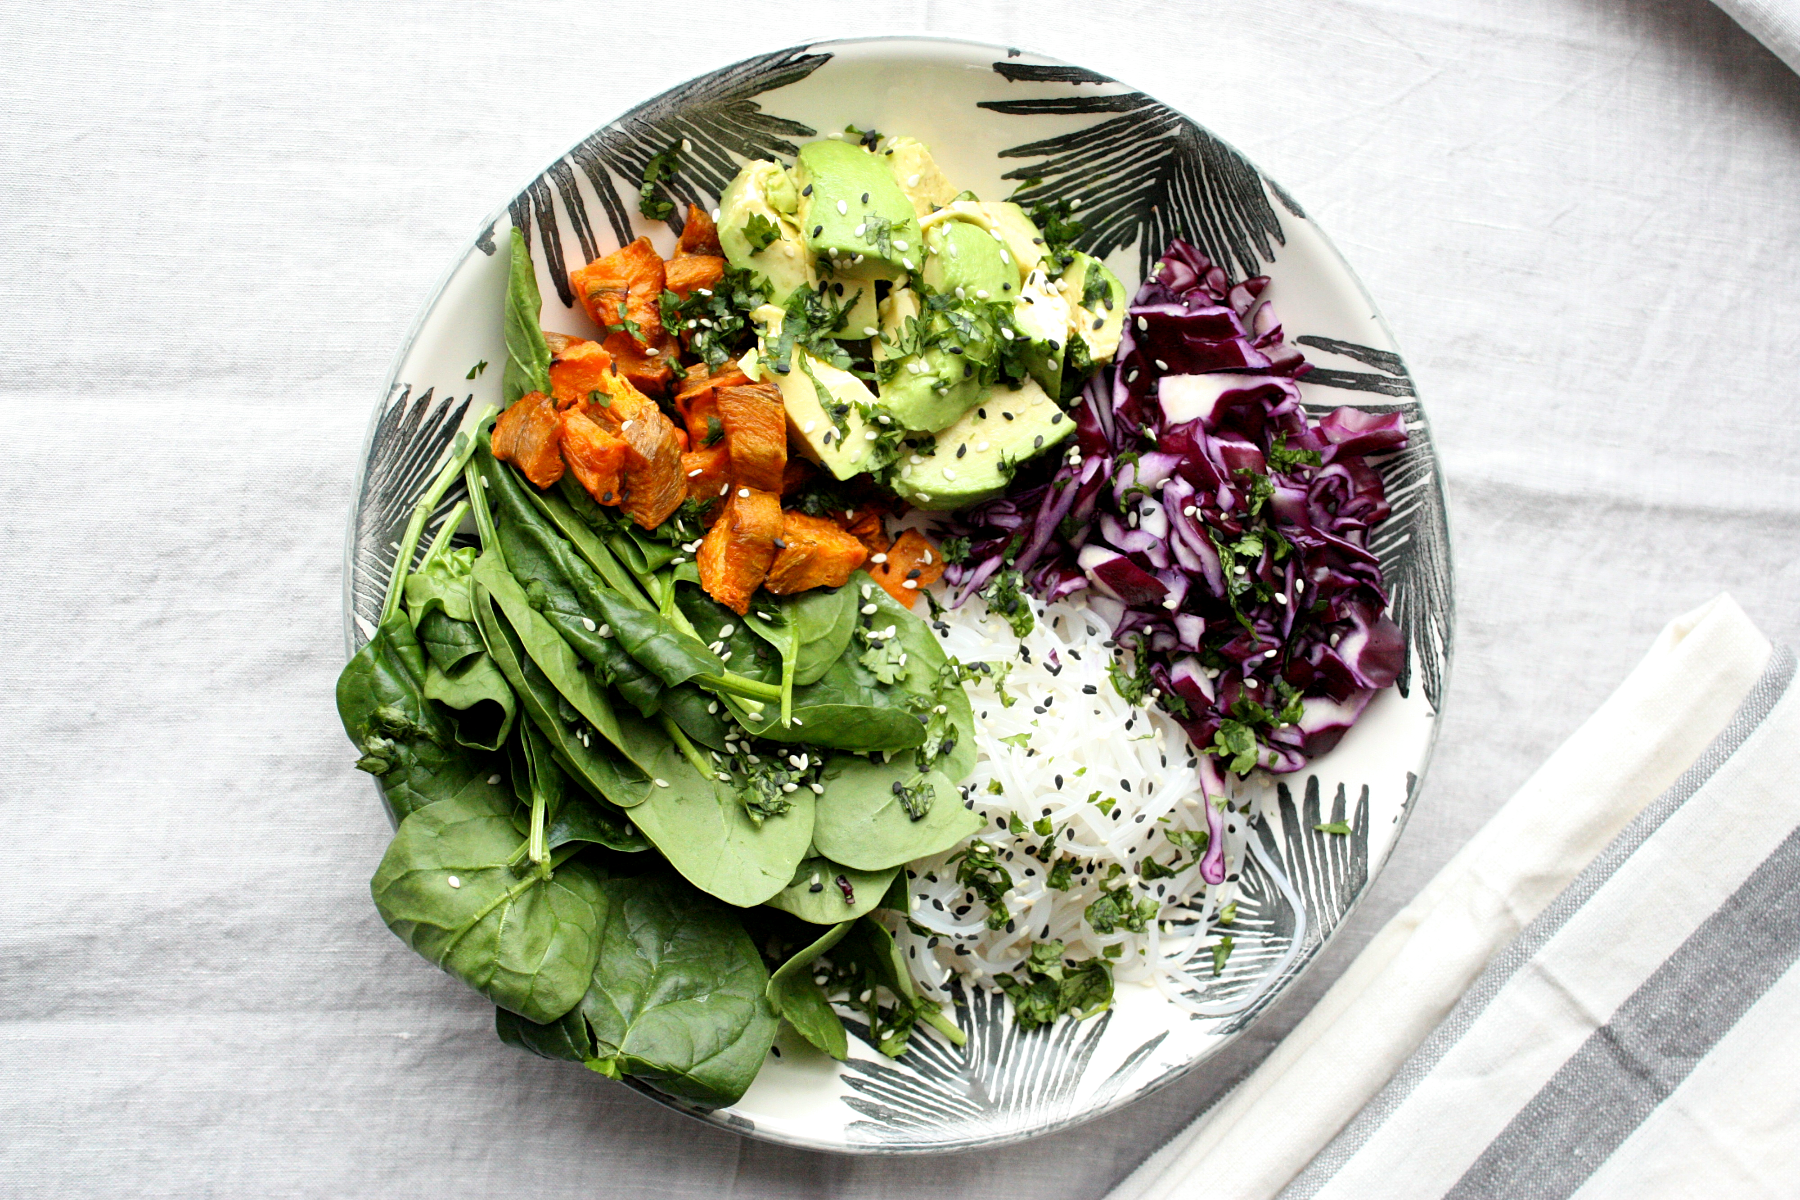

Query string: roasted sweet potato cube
[681,443,732,520]
[600,329,676,397]
[571,237,664,346]
[837,505,889,555]
[547,337,613,409]
[675,363,748,442]
[781,457,815,497]
[491,391,565,489]
[665,255,726,298]
[697,487,782,614]
[715,382,787,493]
[615,405,686,530]
[867,530,944,609]
[675,203,723,258]
[559,409,635,505]
[764,511,870,594]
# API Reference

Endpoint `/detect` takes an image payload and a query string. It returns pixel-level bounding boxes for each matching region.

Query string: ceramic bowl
[344,34,1452,1155]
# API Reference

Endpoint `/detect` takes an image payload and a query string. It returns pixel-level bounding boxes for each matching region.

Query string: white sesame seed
[719,482,730,495]
[871,553,888,564]
[793,717,803,726]
[1265,648,1279,658]
[1154,359,1169,370]
[781,782,798,793]
[803,419,818,434]
[711,207,721,221]
[836,199,849,215]
[907,173,920,186]
[718,624,735,637]
[862,326,878,336]
[894,239,909,251]
[977,440,990,452]
[447,876,461,889]
[581,617,597,632]
[706,701,718,714]
[902,258,914,270]
[975,289,990,300]
[738,487,750,498]
[864,430,878,440]
[487,774,501,785]
[854,223,866,236]
[687,468,702,477]
[1136,317,1148,331]
[479,475,489,489]
[861,603,878,615]
[1275,594,1289,605]
[717,772,731,782]
[810,782,824,794]
[902,580,918,589]
[654,778,670,788]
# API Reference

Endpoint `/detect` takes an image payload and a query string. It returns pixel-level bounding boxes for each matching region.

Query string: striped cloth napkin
[1108,594,1800,1199]
[1713,0,1800,76]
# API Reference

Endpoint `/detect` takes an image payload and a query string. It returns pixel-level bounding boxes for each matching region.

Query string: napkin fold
[1107,595,1790,1199]
[1713,0,1800,75]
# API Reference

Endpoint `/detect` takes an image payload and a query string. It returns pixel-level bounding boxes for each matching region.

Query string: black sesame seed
[801,184,813,196]
[947,346,963,355]
[1032,705,1045,715]
[1081,684,1098,694]
[809,882,824,893]
[1103,296,1115,310]
[1093,316,1106,330]
[1033,435,1044,449]
[1032,236,1045,245]
[978,408,987,419]
[1002,411,1014,421]
[772,537,787,549]
[1051,413,1064,424]
[861,191,870,204]
[1054,775,1063,789]
[956,443,967,458]
[963,364,973,378]
[812,225,823,237]
[1120,777,1131,790]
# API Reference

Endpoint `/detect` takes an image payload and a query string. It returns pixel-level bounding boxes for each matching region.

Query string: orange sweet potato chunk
[600,330,677,397]
[570,237,664,346]
[616,408,686,530]
[715,382,787,493]
[547,337,613,409]
[780,457,815,498]
[867,530,945,609]
[559,409,635,505]
[680,443,732,515]
[491,391,565,489]
[764,511,870,595]
[697,487,782,614]
[665,255,726,298]
[676,203,723,258]
[837,505,889,555]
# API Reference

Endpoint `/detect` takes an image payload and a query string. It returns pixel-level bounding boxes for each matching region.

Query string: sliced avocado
[1012,264,1070,398]
[718,160,811,301]
[920,216,1013,300]
[794,139,923,281]
[1062,251,1126,364]
[973,202,1050,278]
[873,286,921,364]
[748,306,892,481]
[884,137,958,216]
[888,378,1075,510]
[807,276,884,344]
[869,219,1013,434]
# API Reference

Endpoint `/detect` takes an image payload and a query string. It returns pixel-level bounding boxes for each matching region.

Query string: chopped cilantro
[981,568,1034,638]
[465,360,488,379]
[1085,882,1158,936]
[994,940,1113,1031]
[637,143,681,220]
[951,841,1013,930]
[659,266,767,368]
[1046,857,1077,890]
[702,415,725,447]
[1217,900,1238,925]
[1026,197,1087,269]
[742,211,781,252]
[1266,432,1323,474]
[1314,821,1352,835]
[1211,935,1236,976]
[938,536,971,565]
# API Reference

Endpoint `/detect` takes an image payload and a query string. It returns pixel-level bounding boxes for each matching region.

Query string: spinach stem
[780,653,796,729]
[465,458,500,551]
[419,500,470,570]
[696,673,784,703]
[658,714,714,780]
[917,1004,968,1047]
[527,787,548,869]
[379,407,495,626]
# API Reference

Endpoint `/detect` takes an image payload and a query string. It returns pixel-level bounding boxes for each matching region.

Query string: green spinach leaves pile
[335,230,990,1107]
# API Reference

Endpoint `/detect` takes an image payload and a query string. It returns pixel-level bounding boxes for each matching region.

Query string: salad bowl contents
[341,37,1449,1154]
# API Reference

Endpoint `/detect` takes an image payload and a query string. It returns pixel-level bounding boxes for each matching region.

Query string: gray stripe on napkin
[1444,821,1800,1198]
[1279,645,1796,1200]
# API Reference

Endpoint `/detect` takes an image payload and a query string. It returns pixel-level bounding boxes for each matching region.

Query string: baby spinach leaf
[506,722,647,853]
[497,873,779,1108]
[370,789,603,1024]
[470,564,652,809]
[656,682,731,753]
[766,921,851,1060]
[811,759,983,872]
[523,479,651,606]
[424,653,516,752]
[763,856,898,925]
[732,651,930,752]
[626,753,815,909]
[859,572,977,782]
[779,585,859,687]
[503,226,552,406]
[676,585,780,684]
[416,609,488,674]
[337,610,495,821]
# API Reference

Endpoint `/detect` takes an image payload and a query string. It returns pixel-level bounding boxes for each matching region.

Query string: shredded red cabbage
[944,239,1407,788]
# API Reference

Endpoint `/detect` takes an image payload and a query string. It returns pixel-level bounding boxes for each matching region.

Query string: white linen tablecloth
[4,1,1800,1196]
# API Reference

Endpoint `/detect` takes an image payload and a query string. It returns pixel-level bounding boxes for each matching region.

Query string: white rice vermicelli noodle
[887,588,1253,1015]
